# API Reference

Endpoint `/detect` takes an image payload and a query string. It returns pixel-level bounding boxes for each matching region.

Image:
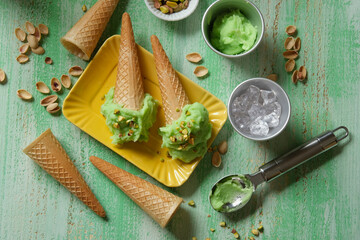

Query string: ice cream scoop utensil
[210,126,349,213]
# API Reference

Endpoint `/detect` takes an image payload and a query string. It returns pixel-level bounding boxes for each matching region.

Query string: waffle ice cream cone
[60,0,119,60]
[23,129,106,218]
[113,12,144,110]
[90,156,182,228]
[150,35,190,125]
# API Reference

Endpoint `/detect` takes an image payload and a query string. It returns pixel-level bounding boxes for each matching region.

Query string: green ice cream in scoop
[210,9,257,55]
[159,102,212,163]
[101,87,158,145]
[210,175,254,211]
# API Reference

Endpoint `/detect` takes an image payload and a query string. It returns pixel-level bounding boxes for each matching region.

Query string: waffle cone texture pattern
[90,156,183,228]
[150,35,190,125]
[60,0,119,60]
[114,12,145,110]
[23,129,106,218]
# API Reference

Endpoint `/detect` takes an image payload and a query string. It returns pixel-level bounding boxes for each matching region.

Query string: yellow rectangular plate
[63,35,227,187]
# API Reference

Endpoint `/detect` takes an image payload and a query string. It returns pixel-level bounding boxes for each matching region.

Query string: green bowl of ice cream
[201,0,264,58]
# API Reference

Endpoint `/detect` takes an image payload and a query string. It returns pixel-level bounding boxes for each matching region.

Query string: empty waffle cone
[90,156,183,227]
[60,0,119,60]
[23,129,106,218]
[150,35,190,125]
[113,12,144,110]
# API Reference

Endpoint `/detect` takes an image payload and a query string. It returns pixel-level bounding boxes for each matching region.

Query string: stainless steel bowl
[201,0,264,58]
[228,78,291,141]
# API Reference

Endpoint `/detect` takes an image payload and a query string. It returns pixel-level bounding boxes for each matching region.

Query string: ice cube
[248,104,266,120]
[264,102,282,117]
[250,117,269,136]
[246,85,261,104]
[261,90,277,105]
[263,112,280,128]
[235,115,251,129]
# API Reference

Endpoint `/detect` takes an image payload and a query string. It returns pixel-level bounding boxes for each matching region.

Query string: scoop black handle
[257,126,349,182]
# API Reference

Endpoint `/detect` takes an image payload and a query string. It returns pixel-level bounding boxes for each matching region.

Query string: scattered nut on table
[69,65,83,77]
[38,24,49,35]
[194,66,208,78]
[19,44,30,54]
[186,52,202,63]
[285,59,295,72]
[211,151,221,167]
[27,34,39,49]
[266,74,278,81]
[284,37,295,50]
[15,28,26,42]
[25,21,36,35]
[294,37,301,51]
[40,95,58,106]
[283,50,298,60]
[36,81,50,94]
[31,46,45,55]
[45,57,53,65]
[46,102,60,114]
[61,74,71,89]
[218,141,228,154]
[286,25,297,35]
[298,65,307,80]
[16,54,29,64]
[17,89,33,100]
[0,69,6,83]
[292,70,299,84]
[51,77,62,92]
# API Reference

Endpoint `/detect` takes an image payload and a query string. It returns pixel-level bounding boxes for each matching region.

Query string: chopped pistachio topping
[234,232,240,239]
[113,123,119,128]
[170,136,176,142]
[160,158,165,162]
[114,109,120,114]
[189,138,195,145]
[187,122,192,128]
[251,229,259,236]
[128,129,134,136]
[176,108,180,112]
[258,225,263,232]
[249,237,255,240]
[118,116,125,121]
[186,111,191,116]
[210,228,215,232]
[188,200,195,206]
[134,124,139,129]
[219,221,226,227]
[180,121,185,128]
[182,129,188,135]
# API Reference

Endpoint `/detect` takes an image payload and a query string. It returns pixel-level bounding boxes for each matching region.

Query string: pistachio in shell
[68,65,83,77]
[186,52,202,63]
[218,141,228,155]
[286,25,297,35]
[36,81,50,94]
[50,77,62,92]
[285,59,296,72]
[27,34,38,49]
[60,74,71,89]
[294,37,301,51]
[194,66,208,78]
[19,44,30,54]
[31,46,45,55]
[40,95,58,106]
[292,70,299,84]
[0,69,6,83]
[15,28,26,42]
[17,89,33,100]
[46,102,60,114]
[212,151,221,167]
[34,27,41,42]
[282,50,298,60]
[297,66,307,80]
[45,57,53,65]
[16,54,29,64]
[266,74,278,81]
[284,37,295,50]
[38,24,49,35]
[25,21,36,34]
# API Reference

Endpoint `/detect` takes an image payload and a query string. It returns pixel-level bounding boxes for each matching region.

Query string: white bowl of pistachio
[144,0,199,21]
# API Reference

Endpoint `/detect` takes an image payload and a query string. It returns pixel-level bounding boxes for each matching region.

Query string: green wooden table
[1,0,359,239]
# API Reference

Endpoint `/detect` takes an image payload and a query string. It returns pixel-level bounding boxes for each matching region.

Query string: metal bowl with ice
[228,78,291,141]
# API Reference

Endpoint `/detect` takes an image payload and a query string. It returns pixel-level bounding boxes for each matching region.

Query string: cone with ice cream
[23,129,106,218]
[90,156,183,228]
[150,35,212,163]
[60,0,119,60]
[101,13,158,144]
